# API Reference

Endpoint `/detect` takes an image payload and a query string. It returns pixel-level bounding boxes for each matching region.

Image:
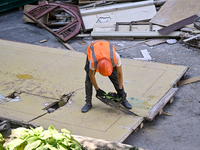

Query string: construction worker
[81,40,132,113]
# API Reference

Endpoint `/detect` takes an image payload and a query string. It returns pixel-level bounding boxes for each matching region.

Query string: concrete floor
[0,8,200,150]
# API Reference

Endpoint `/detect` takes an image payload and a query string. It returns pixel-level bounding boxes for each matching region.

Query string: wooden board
[145,39,166,46]
[150,0,200,26]
[158,15,198,35]
[0,39,188,142]
[80,1,156,30]
[178,76,200,86]
[23,4,48,24]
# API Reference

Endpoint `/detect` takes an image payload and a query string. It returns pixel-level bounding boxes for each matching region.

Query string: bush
[4,125,86,150]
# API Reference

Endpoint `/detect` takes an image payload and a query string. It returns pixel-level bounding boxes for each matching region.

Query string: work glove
[96,88,106,100]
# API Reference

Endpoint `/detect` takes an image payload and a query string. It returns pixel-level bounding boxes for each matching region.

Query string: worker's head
[97,57,113,76]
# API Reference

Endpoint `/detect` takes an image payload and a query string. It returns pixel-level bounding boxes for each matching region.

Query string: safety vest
[87,40,117,70]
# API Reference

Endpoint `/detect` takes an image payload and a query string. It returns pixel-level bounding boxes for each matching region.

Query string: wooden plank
[147,88,178,121]
[61,42,76,51]
[178,76,200,86]
[158,15,198,35]
[145,39,166,46]
[183,34,200,42]
[134,49,152,61]
[56,37,76,51]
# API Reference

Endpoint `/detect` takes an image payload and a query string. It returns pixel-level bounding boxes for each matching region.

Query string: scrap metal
[24,2,86,42]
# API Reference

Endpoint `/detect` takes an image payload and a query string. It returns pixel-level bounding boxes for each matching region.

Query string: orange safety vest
[87,40,117,70]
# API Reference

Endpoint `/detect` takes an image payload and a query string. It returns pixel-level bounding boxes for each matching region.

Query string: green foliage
[130,147,139,150]
[0,133,5,150]
[6,125,85,150]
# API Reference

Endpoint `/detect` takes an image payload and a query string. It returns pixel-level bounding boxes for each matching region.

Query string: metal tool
[96,92,138,116]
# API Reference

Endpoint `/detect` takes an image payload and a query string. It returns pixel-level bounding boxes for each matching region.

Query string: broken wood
[23,4,49,24]
[145,39,166,46]
[39,39,47,43]
[158,15,198,35]
[134,49,152,61]
[61,42,76,51]
[56,37,76,51]
[162,112,173,116]
[183,34,200,42]
[178,76,200,86]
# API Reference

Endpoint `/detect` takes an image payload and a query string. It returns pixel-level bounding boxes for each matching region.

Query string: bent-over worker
[82,40,132,113]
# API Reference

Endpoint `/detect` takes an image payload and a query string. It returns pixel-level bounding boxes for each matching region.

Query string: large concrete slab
[0,39,188,142]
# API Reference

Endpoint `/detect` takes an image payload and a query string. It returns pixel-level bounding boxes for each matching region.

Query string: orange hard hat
[97,57,113,76]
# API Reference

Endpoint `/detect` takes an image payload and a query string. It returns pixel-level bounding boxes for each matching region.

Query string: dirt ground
[0,8,200,150]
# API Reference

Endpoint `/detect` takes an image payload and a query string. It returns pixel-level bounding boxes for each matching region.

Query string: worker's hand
[117,89,123,98]
[96,88,106,99]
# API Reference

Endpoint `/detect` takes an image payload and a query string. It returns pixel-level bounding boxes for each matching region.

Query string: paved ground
[0,8,200,150]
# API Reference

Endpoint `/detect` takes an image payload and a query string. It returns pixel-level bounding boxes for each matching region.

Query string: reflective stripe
[90,40,106,69]
[90,42,97,69]
[109,44,115,66]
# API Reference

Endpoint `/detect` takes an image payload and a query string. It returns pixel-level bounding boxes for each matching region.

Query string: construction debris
[22,0,200,49]
[24,2,86,42]
[178,76,200,86]
[39,39,47,43]
[166,39,177,45]
[145,39,166,46]
[158,15,198,35]
[134,49,152,61]
[150,0,200,26]
[80,1,157,30]
[180,33,200,48]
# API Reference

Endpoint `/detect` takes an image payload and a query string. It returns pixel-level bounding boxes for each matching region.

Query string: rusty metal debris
[24,2,86,42]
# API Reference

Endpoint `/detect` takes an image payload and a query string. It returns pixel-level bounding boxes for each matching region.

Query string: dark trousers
[84,57,126,103]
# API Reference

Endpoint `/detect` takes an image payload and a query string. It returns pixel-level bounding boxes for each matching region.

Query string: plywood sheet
[0,93,55,122]
[0,39,188,142]
[150,0,200,26]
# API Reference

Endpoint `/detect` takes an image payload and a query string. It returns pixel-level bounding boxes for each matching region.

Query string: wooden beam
[91,31,182,38]
[147,88,178,121]
[183,34,200,42]
[178,76,200,86]
[158,15,198,35]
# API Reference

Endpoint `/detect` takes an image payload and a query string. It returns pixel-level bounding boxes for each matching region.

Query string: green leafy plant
[0,133,5,150]
[6,125,85,150]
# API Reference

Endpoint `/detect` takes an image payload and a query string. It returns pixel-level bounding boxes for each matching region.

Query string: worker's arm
[89,68,106,98]
[89,68,99,90]
[116,65,123,89]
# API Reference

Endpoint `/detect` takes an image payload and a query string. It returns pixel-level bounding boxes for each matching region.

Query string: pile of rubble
[23,0,200,49]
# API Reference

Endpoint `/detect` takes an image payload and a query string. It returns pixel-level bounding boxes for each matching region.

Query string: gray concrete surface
[0,8,200,150]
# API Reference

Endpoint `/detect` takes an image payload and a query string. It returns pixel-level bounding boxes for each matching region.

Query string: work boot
[81,103,92,113]
[122,100,132,109]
